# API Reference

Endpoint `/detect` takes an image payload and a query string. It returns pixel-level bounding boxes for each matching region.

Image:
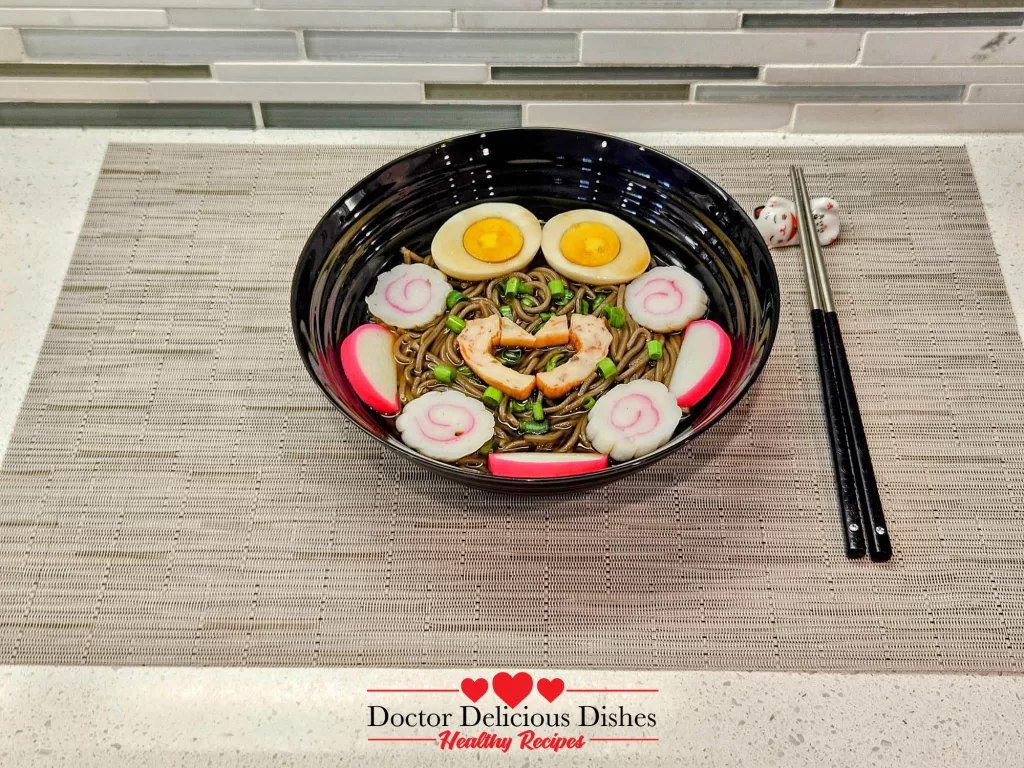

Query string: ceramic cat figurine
[753,196,840,249]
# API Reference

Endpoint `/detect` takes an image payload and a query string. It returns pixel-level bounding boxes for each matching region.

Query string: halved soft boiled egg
[541,209,650,285]
[430,203,542,281]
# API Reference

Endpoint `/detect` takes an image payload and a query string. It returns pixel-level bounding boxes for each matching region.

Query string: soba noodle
[387,248,684,473]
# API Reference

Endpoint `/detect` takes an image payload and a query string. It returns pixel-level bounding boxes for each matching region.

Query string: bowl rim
[290,126,781,489]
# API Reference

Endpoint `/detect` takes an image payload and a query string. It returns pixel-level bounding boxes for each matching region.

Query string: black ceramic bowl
[291,128,779,493]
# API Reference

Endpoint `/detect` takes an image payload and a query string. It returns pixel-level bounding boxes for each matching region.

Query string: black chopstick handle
[823,313,893,562]
[811,309,866,559]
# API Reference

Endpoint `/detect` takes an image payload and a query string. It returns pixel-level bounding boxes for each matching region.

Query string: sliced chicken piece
[499,317,537,347]
[534,315,569,347]
[458,315,536,400]
[535,314,613,399]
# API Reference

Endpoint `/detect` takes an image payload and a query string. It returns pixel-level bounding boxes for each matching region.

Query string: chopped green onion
[603,305,626,329]
[579,299,590,315]
[446,315,466,334]
[433,365,455,384]
[499,348,522,366]
[596,357,617,379]
[457,365,473,377]
[521,296,537,308]
[478,440,494,456]
[556,289,576,307]
[539,312,553,322]
[499,304,513,319]
[482,386,503,409]
[547,279,566,299]
[510,399,530,414]
[647,340,664,360]
[532,401,545,422]
[591,295,607,312]
[519,419,549,435]
[445,290,466,310]
[544,354,564,373]
[517,282,534,296]
[582,396,597,411]
[504,277,522,297]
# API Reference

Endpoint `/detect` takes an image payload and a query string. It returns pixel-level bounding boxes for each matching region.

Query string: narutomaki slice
[624,265,708,333]
[396,390,495,461]
[365,262,452,330]
[669,319,731,408]
[585,380,681,462]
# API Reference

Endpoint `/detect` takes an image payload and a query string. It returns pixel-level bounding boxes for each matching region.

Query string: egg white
[430,203,542,281]
[540,209,650,286]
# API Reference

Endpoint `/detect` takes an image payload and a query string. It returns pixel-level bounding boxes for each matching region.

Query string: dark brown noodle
[382,247,686,473]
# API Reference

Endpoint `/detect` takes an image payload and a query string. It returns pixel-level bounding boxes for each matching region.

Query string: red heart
[491,672,532,709]
[461,677,488,703]
[536,677,564,703]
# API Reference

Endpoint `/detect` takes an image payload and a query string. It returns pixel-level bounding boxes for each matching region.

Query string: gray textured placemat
[1,144,1023,671]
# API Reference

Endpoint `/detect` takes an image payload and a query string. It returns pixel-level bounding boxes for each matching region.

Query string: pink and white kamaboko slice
[488,452,608,479]
[340,323,399,416]
[396,390,495,461]
[669,319,731,409]
[585,380,682,462]
[365,262,451,330]
[624,265,708,333]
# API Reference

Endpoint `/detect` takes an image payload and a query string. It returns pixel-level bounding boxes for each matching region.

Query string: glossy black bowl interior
[291,128,780,493]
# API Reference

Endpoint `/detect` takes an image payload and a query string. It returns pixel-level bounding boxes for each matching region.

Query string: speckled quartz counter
[1,129,1023,768]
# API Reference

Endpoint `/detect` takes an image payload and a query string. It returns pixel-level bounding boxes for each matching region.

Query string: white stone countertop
[1,128,1023,768]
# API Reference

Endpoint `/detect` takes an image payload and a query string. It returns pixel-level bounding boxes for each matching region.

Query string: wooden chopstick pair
[790,166,892,562]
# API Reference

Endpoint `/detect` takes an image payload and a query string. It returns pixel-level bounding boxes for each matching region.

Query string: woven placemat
[1,144,1023,671]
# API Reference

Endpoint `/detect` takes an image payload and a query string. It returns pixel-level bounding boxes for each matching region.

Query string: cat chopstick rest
[753,195,840,249]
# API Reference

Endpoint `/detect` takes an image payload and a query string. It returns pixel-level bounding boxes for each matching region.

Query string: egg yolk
[559,222,621,267]
[463,217,524,263]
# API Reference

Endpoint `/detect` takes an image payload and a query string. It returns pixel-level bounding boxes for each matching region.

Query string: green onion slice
[481,386,503,409]
[510,399,530,414]
[445,290,466,310]
[446,315,467,334]
[499,348,523,366]
[544,354,564,373]
[519,419,549,435]
[603,305,626,329]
